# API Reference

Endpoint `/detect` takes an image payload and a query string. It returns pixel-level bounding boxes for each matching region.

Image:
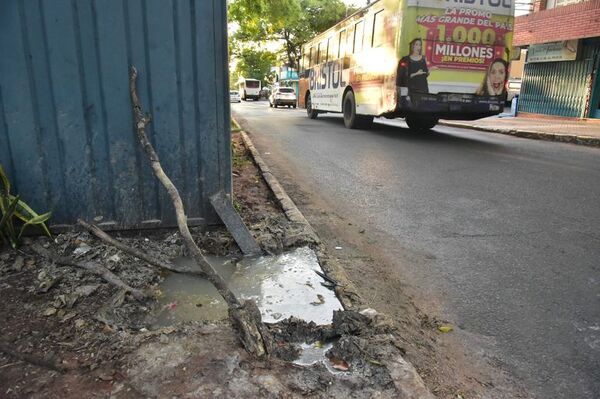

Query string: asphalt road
[232,100,600,399]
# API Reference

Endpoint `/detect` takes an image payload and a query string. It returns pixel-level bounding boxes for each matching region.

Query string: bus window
[330,36,338,61]
[339,30,346,58]
[300,50,307,73]
[347,25,355,54]
[321,42,328,64]
[364,16,372,48]
[354,20,364,53]
[309,47,315,67]
[316,43,321,65]
[372,10,384,47]
[325,37,331,63]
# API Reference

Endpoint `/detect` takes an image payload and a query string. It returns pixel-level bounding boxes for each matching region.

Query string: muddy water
[293,342,340,373]
[154,247,343,327]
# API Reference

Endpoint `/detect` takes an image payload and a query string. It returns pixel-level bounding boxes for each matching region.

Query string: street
[233,100,600,399]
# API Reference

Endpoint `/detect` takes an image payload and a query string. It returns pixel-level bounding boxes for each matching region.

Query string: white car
[269,87,297,108]
[230,90,241,103]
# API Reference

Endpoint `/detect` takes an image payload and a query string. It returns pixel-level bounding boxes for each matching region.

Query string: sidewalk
[440,114,600,147]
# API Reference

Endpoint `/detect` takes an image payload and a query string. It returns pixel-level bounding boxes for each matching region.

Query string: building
[271,66,299,100]
[514,0,600,119]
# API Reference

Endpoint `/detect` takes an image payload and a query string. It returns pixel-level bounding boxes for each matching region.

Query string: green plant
[231,118,241,132]
[0,164,52,249]
[232,198,243,213]
[231,141,248,169]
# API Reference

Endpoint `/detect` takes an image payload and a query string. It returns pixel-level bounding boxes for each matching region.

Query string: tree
[230,46,277,87]
[228,0,358,69]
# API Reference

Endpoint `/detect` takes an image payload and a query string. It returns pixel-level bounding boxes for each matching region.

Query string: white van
[237,77,261,101]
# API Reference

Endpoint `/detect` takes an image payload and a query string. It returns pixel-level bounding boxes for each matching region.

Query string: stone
[43,307,58,316]
[12,256,24,272]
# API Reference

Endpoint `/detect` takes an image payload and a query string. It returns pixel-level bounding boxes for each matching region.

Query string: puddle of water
[293,342,333,366]
[153,275,226,325]
[154,247,343,327]
[293,342,348,375]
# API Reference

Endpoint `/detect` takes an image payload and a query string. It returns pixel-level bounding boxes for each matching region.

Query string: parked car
[269,87,297,108]
[506,78,521,104]
[230,90,241,103]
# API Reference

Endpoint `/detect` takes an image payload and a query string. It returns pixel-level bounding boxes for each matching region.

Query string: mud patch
[127,311,405,398]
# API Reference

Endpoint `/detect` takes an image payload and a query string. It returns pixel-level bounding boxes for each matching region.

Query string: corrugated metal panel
[519,41,600,118]
[0,0,231,229]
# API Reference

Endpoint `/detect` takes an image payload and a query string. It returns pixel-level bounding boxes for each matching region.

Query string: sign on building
[528,40,579,63]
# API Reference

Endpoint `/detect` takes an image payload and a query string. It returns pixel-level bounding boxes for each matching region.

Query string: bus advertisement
[298,0,515,130]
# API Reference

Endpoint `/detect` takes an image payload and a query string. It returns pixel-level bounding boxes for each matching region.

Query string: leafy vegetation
[230,46,277,87]
[228,0,359,70]
[0,164,52,249]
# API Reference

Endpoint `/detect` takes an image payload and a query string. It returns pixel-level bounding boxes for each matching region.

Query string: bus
[238,77,261,101]
[298,0,515,130]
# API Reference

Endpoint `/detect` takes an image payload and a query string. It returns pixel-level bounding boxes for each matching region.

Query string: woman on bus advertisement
[399,0,514,96]
[396,38,430,94]
[476,58,508,96]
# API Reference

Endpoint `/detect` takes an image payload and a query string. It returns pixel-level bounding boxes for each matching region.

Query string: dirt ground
[0,132,422,398]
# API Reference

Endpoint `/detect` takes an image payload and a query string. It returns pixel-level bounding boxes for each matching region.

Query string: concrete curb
[233,116,435,399]
[235,123,361,310]
[439,121,600,148]
[239,130,320,245]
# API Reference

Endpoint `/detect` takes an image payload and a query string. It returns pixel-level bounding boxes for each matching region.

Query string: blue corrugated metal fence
[0,0,231,229]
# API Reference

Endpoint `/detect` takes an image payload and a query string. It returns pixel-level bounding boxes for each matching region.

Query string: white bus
[237,77,261,101]
[298,0,515,130]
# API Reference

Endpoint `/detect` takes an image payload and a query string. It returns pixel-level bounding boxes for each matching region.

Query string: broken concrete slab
[210,191,262,256]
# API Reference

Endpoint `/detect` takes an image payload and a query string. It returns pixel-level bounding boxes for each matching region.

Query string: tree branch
[31,243,147,302]
[129,66,269,357]
[0,341,68,373]
[77,219,207,278]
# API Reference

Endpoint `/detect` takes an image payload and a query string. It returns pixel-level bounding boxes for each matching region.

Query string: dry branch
[129,66,268,357]
[31,244,147,301]
[0,340,67,373]
[77,219,207,278]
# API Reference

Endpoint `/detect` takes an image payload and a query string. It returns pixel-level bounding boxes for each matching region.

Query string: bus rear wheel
[405,116,439,131]
[306,93,318,119]
[343,91,373,129]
